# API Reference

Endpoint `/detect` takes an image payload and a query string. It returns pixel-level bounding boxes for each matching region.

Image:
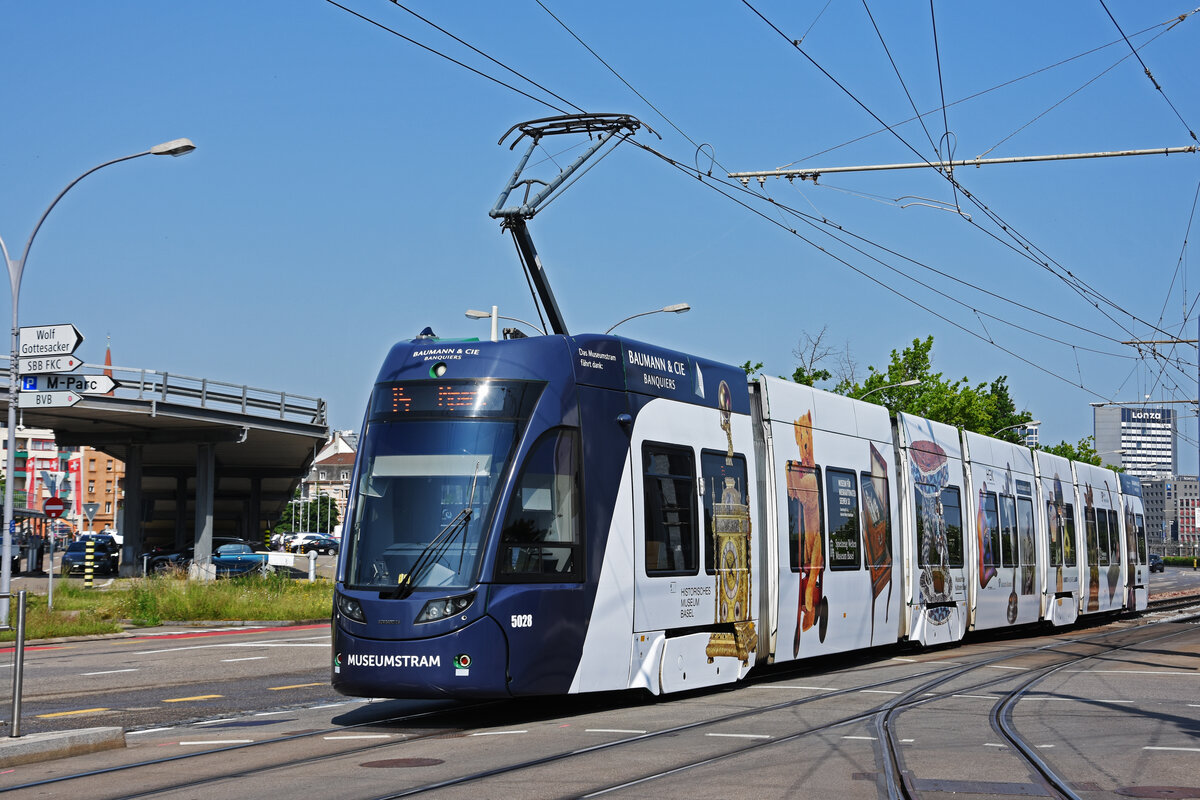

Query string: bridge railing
[1,358,326,427]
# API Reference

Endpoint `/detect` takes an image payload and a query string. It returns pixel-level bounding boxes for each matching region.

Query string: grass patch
[0,572,332,642]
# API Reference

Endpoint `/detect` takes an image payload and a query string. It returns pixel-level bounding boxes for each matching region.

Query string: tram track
[4,602,1196,798]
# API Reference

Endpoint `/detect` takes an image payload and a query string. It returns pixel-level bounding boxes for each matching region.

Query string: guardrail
[0,357,326,427]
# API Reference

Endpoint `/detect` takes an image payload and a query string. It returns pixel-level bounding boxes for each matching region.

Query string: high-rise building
[1093,406,1178,478]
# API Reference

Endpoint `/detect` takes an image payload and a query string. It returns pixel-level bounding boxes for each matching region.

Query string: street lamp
[0,138,195,623]
[858,379,920,401]
[465,307,546,341]
[991,420,1041,437]
[605,303,690,335]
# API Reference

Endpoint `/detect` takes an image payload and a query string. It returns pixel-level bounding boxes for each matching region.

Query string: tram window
[701,451,750,576]
[997,494,1016,568]
[496,429,582,582]
[1095,507,1109,566]
[643,444,698,576]
[825,468,860,570]
[860,463,891,571]
[1046,501,1063,567]
[786,462,823,573]
[1063,503,1076,566]
[1016,497,1036,595]
[1136,514,1147,564]
[1106,509,1121,564]
[981,492,1000,570]
[942,487,965,568]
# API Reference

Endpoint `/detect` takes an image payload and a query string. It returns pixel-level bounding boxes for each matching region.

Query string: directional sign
[21,374,118,394]
[43,497,65,519]
[18,391,81,409]
[82,502,100,523]
[17,355,81,375]
[18,324,83,358]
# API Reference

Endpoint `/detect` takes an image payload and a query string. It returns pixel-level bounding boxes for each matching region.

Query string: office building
[1093,406,1178,478]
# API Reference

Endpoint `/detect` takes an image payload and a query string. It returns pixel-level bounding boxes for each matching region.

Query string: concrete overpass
[2,361,329,575]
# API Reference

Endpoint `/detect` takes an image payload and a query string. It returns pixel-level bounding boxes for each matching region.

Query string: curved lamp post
[465,307,546,340]
[0,138,195,622]
[605,303,690,335]
[991,420,1041,437]
[858,378,919,401]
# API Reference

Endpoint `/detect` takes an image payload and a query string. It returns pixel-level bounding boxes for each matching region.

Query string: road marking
[82,668,139,676]
[861,689,902,695]
[984,743,1008,748]
[1067,670,1200,675]
[952,694,999,700]
[195,719,237,726]
[179,740,253,746]
[1037,744,1055,749]
[268,683,324,691]
[707,733,771,739]
[587,729,647,734]
[163,695,223,703]
[900,739,915,743]
[987,665,1027,671]
[753,685,838,691]
[324,734,391,740]
[221,657,268,663]
[1145,746,1200,753]
[253,710,293,717]
[35,708,108,718]
[128,728,174,736]
[471,731,527,736]
[310,703,347,709]
[843,736,877,741]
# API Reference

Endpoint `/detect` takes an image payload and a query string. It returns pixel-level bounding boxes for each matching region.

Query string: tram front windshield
[344,379,542,592]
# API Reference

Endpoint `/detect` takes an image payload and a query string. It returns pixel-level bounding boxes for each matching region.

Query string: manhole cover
[361,758,445,769]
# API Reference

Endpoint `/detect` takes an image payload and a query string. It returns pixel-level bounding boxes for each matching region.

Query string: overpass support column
[192,443,216,581]
[120,445,144,577]
[174,476,188,550]
[249,477,263,547]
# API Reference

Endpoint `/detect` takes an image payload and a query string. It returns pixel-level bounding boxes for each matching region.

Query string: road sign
[17,391,81,409]
[83,502,99,523]
[17,355,81,375]
[18,324,83,358]
[43,497,65,519]
[21,374,118,394]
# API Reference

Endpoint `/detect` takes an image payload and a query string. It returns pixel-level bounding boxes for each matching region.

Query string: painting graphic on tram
[706,380,755,663]
[1083,484,1101,613]
[862,442,893,642]
[789,411,826,655]
[1048,476,1068,603]
[910,439,954,623]
[1105,482,1120,604]
[976,482,997,589]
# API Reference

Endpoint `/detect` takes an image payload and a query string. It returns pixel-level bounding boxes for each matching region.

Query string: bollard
[84,540,95,588]
[10,590,26,737]
[308,550,317,582]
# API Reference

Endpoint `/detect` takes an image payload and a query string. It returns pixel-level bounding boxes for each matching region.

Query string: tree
[271,485,342,535]
[1041,435,1110,468]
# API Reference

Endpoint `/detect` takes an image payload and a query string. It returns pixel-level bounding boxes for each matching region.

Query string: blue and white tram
[331,331,1151,699]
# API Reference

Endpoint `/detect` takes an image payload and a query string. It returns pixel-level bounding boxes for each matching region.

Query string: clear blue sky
[2,3,1198,469]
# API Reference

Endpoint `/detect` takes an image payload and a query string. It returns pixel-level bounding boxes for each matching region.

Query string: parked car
[61,540,120,576]
[145,537,264,574]
[295,534,339,555]
[287,533,335,553]
[1149,553,1165,573]
[210,542,272,577]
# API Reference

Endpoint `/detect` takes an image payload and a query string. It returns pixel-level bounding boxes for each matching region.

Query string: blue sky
[2,2,1198,469]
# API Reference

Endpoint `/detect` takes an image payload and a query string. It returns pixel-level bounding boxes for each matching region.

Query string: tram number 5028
[511,614,534,628]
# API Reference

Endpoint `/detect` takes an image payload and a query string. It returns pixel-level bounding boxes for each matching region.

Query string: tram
[330,330,1150,699]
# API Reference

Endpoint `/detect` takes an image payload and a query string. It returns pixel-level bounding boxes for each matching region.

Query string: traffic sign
[18,324,83,358]
[43,497,65,519]
[17,391,81,409]
[21,374,118,394]
[82,502,99,523]
[17,355,81,375]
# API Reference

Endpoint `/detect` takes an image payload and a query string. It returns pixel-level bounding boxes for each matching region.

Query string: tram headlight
[415,592,476,624]
[336,593,366,623]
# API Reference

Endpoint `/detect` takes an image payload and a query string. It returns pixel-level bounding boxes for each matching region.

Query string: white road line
[984,743,1008,748]
[324,734,391,740]
[900,739,915,743]
[253,710,292,717]
[1036,745,1055,749]
[707,733,771,739]
[1066,670,1200,675]
[861,689,902,695]
[221,657,268,663]
[843,736,877,741]
[753,685,838,691]
[194,719,237,726]
[128,728,174,736]
[309,703,347,710]
[471,731,527,736]
[1145,746,1200,753]
[179,740,254,746]
[81,669,138,676]
[987,665,1027,671]
[891,657,918,662]
[586,729,647,734]
[952,694,999,700]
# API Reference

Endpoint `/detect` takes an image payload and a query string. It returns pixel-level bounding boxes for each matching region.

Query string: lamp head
[464,309,491,320]
[663,303,690,314]
[150,138,196,157]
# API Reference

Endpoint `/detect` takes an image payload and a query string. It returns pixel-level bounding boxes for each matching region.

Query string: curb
[0,727,125,768]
